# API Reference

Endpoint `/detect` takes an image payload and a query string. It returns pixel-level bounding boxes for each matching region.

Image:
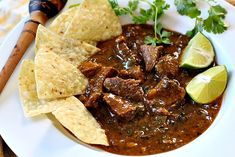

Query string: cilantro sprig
[174,0,201,18]
[109,0,171,46]
[186,17,204,37]
[109,0,138,16]
[174,0,228,37]
[203,5,228,34]
[145,23,171,45]
[109,0,228,40]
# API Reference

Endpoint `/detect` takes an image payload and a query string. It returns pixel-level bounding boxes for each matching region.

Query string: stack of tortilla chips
[18,0,122,146]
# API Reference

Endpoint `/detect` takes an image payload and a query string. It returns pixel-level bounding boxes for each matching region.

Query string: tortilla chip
[64,0,122,41]
[34,52,88,100]
[49,7,97,46]
[35,25,99,66]
[52,96,109,146]
[49,6,78,36]
[18,60,65,117]
[83,40,97,46]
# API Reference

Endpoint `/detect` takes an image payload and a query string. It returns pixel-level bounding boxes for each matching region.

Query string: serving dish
[0,0,235,157]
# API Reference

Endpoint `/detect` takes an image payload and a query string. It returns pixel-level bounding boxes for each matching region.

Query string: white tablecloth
[0,0,28,44]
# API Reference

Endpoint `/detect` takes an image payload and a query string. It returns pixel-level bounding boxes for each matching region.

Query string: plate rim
[1,0,235,157]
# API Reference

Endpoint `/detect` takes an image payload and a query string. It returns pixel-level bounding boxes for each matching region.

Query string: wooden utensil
[0,137,3,157]
[0,0,67,94]
[228,0,235,5]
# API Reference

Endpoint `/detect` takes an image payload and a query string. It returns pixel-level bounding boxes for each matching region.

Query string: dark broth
[79,24,222,155]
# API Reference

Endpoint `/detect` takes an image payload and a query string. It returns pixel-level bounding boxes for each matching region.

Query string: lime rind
[180,32,215,69]
[186,65,228,104]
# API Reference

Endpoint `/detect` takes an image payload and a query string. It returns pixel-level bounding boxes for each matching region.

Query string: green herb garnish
[109,0,171,45]
[174,0,201,18]
[203,5,228,34]
[109,0,133,15]
[174,0,228,37]
[145,23,171,46]
[109,0,228,40]
[186,17,204,37]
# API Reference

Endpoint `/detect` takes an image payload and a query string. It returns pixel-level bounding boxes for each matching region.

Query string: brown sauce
[78,24,222,155]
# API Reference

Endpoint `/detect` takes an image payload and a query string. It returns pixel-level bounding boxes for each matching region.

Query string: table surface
[0,0,234,157]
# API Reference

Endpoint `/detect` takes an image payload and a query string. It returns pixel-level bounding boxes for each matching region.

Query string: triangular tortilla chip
[34,52,88,100]
[52,96,109,146]
[49,7,97,46]
[49,6,78,36]
[64,0,122,41]
[18,60,66,117]
[19,60,107,144]
[35,25,99,66]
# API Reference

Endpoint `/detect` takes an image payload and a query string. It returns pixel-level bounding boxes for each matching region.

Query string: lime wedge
[180,32,215,69]
[186,65,228,104]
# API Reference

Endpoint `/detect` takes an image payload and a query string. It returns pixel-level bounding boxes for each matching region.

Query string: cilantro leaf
[144,36,158,46]
[208,5,227,18]
[160,30,171,44]
[144,23,171,45]
[186,17,203,37]
[142,0,171,45]
[153,0,170,18]
[108,0,130,16]
[203,16,227,34]
[128,0,139,11]
[132,8,152,24]
[203,5,228,34]
[155,23,171,44]
[144,32,171,45]
[174,0,201,18]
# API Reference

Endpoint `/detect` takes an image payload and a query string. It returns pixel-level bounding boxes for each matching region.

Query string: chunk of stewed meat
[114,36,142,67]
[89,67,118,93]
[103,93,137,119]
[119,65,145,82]
[83,92,101,108]
[146,77,185,107]
[83,67,118,107]
[78,61,102,78]
[103,77,144,102]
[140,45,163,71]
[155,54,179,77]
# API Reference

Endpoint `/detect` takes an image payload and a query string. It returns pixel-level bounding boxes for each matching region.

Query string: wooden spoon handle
[0,136,3,157]
[0,12,47,94]
[227,0,235,5]
[0,20,39,93]
[0,0,67,94]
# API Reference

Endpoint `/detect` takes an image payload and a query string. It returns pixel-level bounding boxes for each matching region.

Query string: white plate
[0,0,235,157]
